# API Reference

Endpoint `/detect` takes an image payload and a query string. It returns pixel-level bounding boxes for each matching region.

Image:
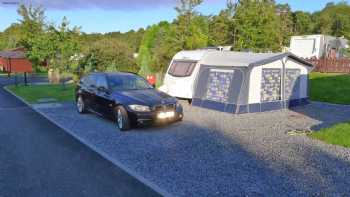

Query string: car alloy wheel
[117,109,123,128]
[115,106,130,131]
[77,96,85,113]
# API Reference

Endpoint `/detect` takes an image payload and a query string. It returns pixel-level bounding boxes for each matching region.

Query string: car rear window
[168,61,197,77]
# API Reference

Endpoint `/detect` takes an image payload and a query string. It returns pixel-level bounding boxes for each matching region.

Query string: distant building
[289,35,349,59]
[0,48,33,73]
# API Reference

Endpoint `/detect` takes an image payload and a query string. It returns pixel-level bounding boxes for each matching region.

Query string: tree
[276,3,294,46]
[173,0,208,50]
[25,17,80,73]
[293,11,314,35]
[0,24,23,50]
[137,25,161,76]
[315,2,350,39]
[233,0,281,52]
[175,0,203,16]
[79,38,137,74]
[137,0,208,76]
[17,4,45,49]
[208,11,232,46]
[208,0,237,47]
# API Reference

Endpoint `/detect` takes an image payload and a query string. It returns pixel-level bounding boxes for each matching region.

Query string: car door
[78,75,95,110]
[85,74,99,112]
[95,74,114,116]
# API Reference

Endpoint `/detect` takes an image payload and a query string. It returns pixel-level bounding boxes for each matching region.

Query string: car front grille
[154,104,176,112]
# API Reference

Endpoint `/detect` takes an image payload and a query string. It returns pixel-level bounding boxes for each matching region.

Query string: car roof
[90,72,139,77]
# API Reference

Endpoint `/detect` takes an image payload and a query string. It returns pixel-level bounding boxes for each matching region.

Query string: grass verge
[309,122,350,148]
[6,84,75,104]
[309,72,350,105]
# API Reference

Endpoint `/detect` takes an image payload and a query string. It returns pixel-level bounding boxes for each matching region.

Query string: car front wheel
[115,106,130,131]
[77,96,87,114]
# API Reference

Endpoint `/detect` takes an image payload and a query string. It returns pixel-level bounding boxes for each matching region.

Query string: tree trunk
[48,69,60,84]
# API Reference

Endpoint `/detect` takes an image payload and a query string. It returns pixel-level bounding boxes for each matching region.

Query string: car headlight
[128,105,151,112]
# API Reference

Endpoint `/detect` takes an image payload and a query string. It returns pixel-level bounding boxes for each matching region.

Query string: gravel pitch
[34,101,350,197]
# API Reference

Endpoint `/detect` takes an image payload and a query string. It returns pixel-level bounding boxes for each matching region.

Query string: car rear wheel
[115,106,130,131]
[77,96,87,114]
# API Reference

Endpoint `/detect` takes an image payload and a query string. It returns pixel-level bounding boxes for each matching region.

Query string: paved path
[0,77,160,197]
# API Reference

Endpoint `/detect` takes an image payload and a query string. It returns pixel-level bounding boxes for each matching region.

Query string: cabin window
[261,69,282,102]
[168,61,197,77]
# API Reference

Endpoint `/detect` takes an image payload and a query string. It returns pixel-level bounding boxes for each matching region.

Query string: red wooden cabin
[0,48,33,73]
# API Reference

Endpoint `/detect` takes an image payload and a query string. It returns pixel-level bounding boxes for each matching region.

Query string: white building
[290,35,349,59]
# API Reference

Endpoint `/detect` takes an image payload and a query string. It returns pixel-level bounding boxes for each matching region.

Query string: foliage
[1,1,350,77]
[137,25,161,76]
[7,84,75,103]
[315,2,350,39]
[208,9,234,46]
[137,0,208,75]
[78,38,138,75]
[13,5,81,74]
[233,0,281,52]
[0,24,24,50]
[276,4,294,46]
[26,17,81,73]
[292,11,314,35]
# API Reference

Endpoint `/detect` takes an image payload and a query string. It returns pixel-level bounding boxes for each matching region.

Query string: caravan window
[168,61,197,77]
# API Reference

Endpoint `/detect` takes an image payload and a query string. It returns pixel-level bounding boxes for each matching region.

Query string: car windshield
[108,74,153,91]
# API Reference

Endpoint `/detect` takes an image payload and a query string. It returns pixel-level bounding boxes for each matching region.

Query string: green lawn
[309,72,350,105]
[6,84,75,104]
[309,122,350,148]
[308,72,350,148]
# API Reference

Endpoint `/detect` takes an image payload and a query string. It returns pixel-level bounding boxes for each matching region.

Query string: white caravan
[290,35,349,59]
[159,50,209,100]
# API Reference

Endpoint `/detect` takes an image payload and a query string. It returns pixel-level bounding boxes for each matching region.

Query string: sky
[0,0,349,33]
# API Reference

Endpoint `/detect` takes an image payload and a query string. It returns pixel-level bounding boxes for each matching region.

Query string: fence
[306,58,350,73]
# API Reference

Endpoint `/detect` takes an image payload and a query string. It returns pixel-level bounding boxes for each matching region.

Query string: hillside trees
[1,0,350,78]
[315,2,350,39]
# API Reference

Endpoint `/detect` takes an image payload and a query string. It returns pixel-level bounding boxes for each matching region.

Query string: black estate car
[75,72,183,131]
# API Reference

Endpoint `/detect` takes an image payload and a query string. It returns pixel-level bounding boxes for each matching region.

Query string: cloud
[0,0,179,10]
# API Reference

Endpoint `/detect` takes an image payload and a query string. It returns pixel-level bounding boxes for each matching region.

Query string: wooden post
[24,72,28,86]
[7,57,11,78]
[14,74,18,87]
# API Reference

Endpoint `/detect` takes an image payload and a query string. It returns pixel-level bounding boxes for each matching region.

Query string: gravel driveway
[34,101,350,196]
